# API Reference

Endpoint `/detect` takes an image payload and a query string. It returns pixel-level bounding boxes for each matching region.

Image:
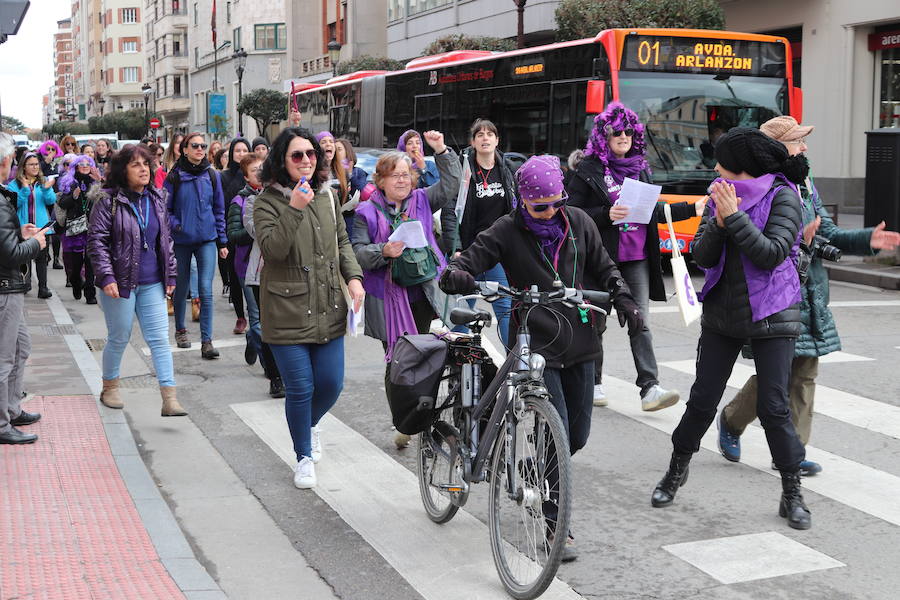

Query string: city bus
[292,28,801,253]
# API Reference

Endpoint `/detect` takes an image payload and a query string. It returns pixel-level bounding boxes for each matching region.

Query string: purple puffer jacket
[87,185,177,299]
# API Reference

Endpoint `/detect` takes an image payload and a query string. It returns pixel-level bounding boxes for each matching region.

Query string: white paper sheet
[347,302,364,337]
[388,220,428,248]
[611,177,663,225]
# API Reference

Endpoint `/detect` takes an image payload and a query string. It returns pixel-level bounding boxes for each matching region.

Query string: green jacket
[254,184,362,345]
[795,178,874,357]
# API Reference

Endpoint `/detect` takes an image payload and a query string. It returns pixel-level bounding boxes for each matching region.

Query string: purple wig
[38,140,62,157]
[58,154,97,195]
[584,102,649,171]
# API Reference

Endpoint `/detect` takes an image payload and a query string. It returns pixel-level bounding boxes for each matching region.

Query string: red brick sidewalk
[0,395,185,600]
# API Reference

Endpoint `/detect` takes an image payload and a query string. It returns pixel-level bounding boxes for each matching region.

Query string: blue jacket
[164,166,227,246]
[416,160,440,189]
[7,179,57,233]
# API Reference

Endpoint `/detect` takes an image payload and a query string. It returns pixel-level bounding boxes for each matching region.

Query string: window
[122,8,138,24]
[193,2,198,26]
[226,2,231,24]
[408,0,451,16]
[174,75,182,96]
[194,46,199,67]
[123,40,137,53]
[254,23,286,51]
[173,36,181,55]
[233,27,241,52]
[123,66,139,82]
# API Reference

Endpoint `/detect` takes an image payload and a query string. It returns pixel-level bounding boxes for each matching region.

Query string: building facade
[52,18,74,124]
[98,1,147,118]
[144,0,190,140]
[188,0,287,139]
[386,0,558,60]
[723,0,900,212]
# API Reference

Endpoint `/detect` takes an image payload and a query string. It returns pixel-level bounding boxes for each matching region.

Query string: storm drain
[42,324,78,336]
[85,338,107,351]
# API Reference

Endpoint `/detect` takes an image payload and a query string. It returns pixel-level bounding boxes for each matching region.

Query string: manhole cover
[85,338,107,351]
[42,324,78,336]
[120,373,206,388]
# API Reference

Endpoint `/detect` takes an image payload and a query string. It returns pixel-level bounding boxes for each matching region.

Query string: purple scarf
[605,155,645,189]
[519,204,566,254]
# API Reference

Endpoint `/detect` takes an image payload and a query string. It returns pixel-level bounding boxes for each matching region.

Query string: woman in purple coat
[87,144,186,417]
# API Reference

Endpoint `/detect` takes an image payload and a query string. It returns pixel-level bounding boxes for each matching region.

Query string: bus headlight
[529,353,546,380]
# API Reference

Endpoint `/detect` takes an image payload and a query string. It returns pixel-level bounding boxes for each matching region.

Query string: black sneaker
[546,528,578,563]
[244,341,258,366]
[37,287,52,299]
[269,378,285,398]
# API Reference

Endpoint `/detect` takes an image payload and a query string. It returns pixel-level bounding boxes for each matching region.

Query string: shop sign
[869,30,900,51]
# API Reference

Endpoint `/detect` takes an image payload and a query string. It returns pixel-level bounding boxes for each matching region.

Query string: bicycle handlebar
[461,281,610,312]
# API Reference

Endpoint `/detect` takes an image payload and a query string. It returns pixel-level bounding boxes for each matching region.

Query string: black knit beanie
[251,136,268,151]
[714,127,790,178]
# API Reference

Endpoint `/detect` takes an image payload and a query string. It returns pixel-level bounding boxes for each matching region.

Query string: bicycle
[415,281,609,599]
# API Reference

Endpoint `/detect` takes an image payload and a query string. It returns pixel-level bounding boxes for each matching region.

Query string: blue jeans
[98,282,175,387]
[190,256,199,298]
[239,276,262,362]
[270,337,345,460]
[174,241,217,341]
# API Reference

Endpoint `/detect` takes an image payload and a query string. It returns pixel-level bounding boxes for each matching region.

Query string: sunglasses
[289,149,317,163]
[190,142,208,150]
[527,192,568,212]
[608,127,634,138]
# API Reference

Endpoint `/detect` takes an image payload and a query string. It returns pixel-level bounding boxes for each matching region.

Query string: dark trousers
[50,233,61,263]
[226,244,244,320]
[249,285,281,382]
[543,361,595,456]
[28,246,50,290]
[62,251,95,300]
[672,329,805,471]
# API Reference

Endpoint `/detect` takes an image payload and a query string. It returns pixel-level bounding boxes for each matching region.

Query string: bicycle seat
[450,307,492,326]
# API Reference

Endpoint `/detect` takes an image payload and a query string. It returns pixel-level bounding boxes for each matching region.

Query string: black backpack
[387,334,449,435]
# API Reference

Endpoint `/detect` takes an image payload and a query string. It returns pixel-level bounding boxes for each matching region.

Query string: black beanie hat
[714,127,790,178]
[251,136,268,151]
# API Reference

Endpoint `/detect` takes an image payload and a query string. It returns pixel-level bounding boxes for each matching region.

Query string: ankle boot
[779,470,811,530]
[100,378,123,409]
[160,386,187,417]
[651,451,692,507]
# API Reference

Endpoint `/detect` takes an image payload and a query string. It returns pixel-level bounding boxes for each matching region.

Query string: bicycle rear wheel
[488,392,572,600]
[416,369,466,523]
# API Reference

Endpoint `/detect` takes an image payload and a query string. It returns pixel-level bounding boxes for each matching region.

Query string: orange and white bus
[292,28,802,253]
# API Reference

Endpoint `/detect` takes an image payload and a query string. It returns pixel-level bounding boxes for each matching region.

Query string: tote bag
[664,202,702,326]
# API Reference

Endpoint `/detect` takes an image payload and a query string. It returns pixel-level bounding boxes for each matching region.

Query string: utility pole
[513,0,527,49]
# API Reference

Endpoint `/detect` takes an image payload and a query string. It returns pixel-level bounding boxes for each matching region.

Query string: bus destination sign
[621,35,785,77]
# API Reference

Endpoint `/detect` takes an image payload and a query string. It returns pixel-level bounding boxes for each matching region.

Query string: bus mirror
[592,57,610,79]
[586,80,606,114]
[792,87,803,123]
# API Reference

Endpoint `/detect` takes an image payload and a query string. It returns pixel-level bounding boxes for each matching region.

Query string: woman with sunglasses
[353,132,461,449]
[440,155,642,561]
[567,102,705,411]
[8,152,56,298]
[59,136,79,158]
[253,127,364,489]
[164,133,228,359]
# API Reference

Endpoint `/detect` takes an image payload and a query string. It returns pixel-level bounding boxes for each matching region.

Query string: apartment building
[52,18,74,124]
[98,1,147,116]
[144,0,190,139]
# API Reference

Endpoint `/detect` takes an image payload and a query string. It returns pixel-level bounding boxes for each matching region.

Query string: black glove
[613,293,644,336]
[439,267,476,295]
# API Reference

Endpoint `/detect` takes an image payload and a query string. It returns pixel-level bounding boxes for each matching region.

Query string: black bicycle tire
[487,393,572,600]
[416,370,463,524]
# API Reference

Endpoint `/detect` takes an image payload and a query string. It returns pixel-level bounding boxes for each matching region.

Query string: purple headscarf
[58,154,97,195]
[515,155,567,253]
[396,130,421,152]
[38,140,62,158]
[315,131,334,143]
[584,102,650,183]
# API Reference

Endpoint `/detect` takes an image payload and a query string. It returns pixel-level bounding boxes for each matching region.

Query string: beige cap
[760,116,814,142]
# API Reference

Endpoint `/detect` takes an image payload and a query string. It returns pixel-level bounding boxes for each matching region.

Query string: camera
[810,235,842,262]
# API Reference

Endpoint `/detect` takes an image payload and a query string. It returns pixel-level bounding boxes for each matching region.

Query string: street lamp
[141,83,152,139]
[66,110,77,122]
[232,48,247,136]
[327,38,341,76]
[98,97,106,116]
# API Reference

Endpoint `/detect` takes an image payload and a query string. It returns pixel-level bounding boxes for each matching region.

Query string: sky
[1,1,73,129]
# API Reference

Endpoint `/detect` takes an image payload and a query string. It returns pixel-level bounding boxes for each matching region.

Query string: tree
[335,55,406,76]
[237,88,288,136]
[42,121,91,136]
[86,109,159,139]
[1,115,26,133]
[555,0,725,41]
[422,34,516,55]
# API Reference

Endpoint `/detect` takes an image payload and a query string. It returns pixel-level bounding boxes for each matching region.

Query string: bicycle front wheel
[488,392,572,600]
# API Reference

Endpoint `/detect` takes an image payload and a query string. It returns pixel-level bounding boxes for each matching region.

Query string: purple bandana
[315,131,334,143]
[516,155,565,201]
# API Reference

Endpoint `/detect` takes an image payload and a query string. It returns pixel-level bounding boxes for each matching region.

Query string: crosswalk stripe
[599,374,900,528]
[141,338,246,356]
[231,401,583,600]
[817,351,874,363]
[661,360,900,441]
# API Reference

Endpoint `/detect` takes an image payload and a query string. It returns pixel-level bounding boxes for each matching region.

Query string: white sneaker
[311,425,322,463]
[293,457,316,489]
[394,432,411,449]
[592,384,608,407]
[641,385,680,412]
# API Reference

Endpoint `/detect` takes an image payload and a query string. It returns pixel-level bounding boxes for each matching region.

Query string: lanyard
[132,194,150,250]
[533,213,589,323]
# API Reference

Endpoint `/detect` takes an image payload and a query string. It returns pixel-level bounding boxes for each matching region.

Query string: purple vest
[231,194,251,279]
[355,188,447,299]
[699,173,801,323]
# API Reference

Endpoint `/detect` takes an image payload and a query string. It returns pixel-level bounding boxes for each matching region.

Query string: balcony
[155,95,190,115]
[154,8,188,33]
[155,51,189,75]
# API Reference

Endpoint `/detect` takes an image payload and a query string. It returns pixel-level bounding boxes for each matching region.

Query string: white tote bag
[664,203,702,326]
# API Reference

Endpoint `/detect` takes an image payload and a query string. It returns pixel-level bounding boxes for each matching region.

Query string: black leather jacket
[0,184,41,293]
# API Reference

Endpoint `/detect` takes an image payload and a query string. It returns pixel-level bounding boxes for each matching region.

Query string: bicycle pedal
[432,420,461,443]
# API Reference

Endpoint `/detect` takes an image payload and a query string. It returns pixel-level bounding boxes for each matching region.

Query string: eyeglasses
[387,172,412,182]
[610,128,634,138]
[527,192,568,212]
[190,142,208,150]
[289,149,317,163]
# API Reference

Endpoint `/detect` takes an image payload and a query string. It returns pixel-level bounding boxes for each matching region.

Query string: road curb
[826,263,900,291]
[44,293,228,600]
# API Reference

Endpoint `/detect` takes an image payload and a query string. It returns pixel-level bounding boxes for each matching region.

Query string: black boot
[651,451,691,507]
[779,470,811,530]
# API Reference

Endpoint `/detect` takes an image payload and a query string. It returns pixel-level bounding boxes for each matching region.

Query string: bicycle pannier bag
[387,334,449,435]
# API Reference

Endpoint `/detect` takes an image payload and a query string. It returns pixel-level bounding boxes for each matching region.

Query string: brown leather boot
[100,378,123,409]
[160,386,187,417]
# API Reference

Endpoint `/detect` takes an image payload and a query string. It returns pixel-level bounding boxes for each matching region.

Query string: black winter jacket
[0,184,41,293]
[566,155,696,301]
[449,207,630,369]
[226,184,255,247]
[692,185,802,339]
[457,150,518,250]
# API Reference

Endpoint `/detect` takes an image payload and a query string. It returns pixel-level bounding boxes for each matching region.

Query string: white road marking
[230,401,583,600]
[661,360,900,440]
[663,532,843,584]
[817,351,874,364]
[601,373,900,528]
[142,338,246,356]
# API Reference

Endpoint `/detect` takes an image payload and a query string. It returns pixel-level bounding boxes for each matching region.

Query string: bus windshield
[617,71,788,192]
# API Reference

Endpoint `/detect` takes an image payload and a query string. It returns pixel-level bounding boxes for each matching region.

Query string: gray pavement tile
[183,592,229,600]
[105,421,140,456]
[161,558,220,592]
[133,497,195,559]
[114,454,162,500]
